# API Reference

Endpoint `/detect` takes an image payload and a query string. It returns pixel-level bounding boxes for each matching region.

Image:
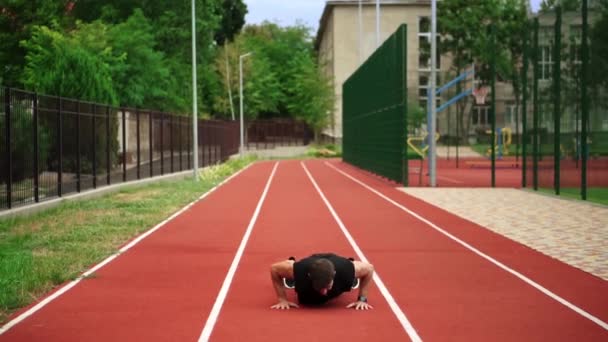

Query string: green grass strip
[536,187,608,206]
[0,156,256,324]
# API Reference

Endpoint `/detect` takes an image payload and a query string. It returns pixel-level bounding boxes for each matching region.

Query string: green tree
[438,0,527,142]
[107,9,171,109]
[0,1,73,87]
[286,54,334,139]
[213,34,282,119]
[20,25,117,104]
[215,0,248,45]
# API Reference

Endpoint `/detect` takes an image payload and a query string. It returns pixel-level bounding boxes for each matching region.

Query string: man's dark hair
[309,258,335,291]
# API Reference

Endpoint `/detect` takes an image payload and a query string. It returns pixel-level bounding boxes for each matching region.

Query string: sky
[244,0,544,33]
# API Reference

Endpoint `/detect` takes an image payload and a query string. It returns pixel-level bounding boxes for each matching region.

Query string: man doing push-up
[269,253,375,310]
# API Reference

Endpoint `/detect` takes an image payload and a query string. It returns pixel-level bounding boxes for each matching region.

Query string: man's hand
[346,301,374,310]
[270,299,299,310]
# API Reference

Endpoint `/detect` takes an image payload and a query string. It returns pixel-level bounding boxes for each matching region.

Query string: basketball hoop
[472,86,489,105]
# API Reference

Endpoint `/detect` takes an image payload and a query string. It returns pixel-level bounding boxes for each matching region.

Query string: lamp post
[191,0,199,180]
[239,52,253,158]
[376,0,380,47]
[429,0,437,187]
[359,0,363,63]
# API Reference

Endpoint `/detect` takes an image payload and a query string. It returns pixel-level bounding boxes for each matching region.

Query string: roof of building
[314,0,432,51]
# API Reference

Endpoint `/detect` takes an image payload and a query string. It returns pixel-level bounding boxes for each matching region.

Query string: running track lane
[207,160,412,341]
[0,162,276,342]
[304,159,608,341]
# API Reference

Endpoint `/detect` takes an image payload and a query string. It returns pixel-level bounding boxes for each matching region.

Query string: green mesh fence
[342,24,408,185]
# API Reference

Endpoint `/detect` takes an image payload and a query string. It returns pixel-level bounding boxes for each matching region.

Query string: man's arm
[269,259,298,309]
[346,260,375,310]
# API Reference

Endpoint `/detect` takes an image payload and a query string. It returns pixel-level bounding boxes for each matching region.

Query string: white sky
[244,0,544,33]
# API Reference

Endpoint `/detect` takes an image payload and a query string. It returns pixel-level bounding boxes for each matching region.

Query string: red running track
[0,159,607,341]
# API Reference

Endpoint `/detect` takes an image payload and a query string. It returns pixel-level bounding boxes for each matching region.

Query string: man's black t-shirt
[293,253,355,305]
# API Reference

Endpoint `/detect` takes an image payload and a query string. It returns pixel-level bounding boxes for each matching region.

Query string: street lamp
[239,52,253,158]
[191,0,199,180]
[429,0,437,187]
[359,0,363,63]
[376,0,380,47]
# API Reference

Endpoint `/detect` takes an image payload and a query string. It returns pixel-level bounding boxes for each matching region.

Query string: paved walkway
[399,188,608,281]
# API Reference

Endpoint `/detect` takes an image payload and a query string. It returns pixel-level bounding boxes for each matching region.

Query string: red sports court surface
[1,160,606,341]
[408,156,608,188]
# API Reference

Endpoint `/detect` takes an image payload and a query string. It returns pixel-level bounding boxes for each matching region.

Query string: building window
[539,26,553,81]
[569,25,582,77]
[419,17,430,33]
[540,45,553,80]
[472,106,489,126]
[419,37,431,70]
[418,17,440,72]
[505,104,517,128]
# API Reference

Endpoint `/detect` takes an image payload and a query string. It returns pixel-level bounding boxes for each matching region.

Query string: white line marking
[198,162,279,342]
[301,162,422,342]
[0,163,255,335]
[437,176,464,184]
[324,161,608,331]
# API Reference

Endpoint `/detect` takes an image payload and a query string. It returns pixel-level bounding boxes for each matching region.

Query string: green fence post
[533,18,540,191]
[491,24,496,188]
[401,24,409,186]
[581,0,589,200]
[522,22,529,188]
[553,6,562,195]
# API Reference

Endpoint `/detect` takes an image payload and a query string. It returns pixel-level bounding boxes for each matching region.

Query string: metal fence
[246,119,313,149]
[522,1,608,200]
[0,87,311,211]
[342,24,408,184]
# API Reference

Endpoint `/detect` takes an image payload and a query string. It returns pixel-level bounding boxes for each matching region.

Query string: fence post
[170,114,174,172]
[136,108,140,179]
[92,104,97,189]
[533,18,540,191]
[187,117,191,169]
[33,92,39,202]
[553,6,562,195]
[179,117,183,171]
[4,88,12,209]
[490,24,496,188]
[160,113,164,175]
[122,109,126,182]
[401,24,409,186]
[106,105,111,185]
[581,0,589,201]
[149,112,153,178]
[57,96,63,196]
[522,23,529,188]
[76,101,81,192]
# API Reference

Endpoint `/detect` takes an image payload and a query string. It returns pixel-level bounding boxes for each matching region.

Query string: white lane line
[301,161,422,342]
[0,163,256,335]
[198,162,279,342]
[325,161,608,331]
[437,176,464,184]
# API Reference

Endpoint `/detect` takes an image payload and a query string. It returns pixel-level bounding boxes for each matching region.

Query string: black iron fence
[0,87,311,211]
[246,119,313,149]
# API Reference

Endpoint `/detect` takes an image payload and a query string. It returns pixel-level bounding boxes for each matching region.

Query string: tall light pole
[191,0,199,180]
[359,0,363,63]
[225,47,235,120]
[239,52,253,158]
[376,0,380,47]
[429,0,437,187]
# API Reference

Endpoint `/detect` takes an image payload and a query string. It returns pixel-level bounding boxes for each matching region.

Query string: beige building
[315,1,599,143]
[315,0,440,141]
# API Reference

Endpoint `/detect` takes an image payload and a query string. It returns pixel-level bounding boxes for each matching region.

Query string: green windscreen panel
[342,24,408,185]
